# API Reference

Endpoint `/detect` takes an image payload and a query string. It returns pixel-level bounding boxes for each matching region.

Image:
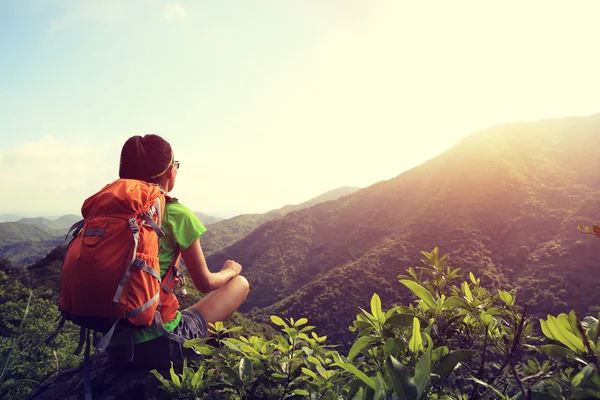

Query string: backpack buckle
[128,219,140,234]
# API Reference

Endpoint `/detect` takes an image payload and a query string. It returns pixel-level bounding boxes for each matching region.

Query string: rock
[28,353,169,400]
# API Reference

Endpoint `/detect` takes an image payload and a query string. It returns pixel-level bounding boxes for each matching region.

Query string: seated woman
[107,134,250,367]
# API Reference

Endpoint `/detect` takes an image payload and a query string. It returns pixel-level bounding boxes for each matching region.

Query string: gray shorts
[106,309,207,368]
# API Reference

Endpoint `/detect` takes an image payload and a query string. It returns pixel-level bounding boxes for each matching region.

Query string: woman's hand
[182,239,242,292]
[220,260,242,277]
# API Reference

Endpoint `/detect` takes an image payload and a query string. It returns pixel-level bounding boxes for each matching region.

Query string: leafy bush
[152,248,599,399]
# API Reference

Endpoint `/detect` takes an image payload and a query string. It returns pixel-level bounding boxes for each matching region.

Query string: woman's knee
[231,275,250,295]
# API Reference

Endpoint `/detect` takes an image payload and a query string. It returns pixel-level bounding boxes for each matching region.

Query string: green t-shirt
[111,200,207,345]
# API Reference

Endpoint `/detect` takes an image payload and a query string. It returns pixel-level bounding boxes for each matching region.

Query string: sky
[1,1,600,218]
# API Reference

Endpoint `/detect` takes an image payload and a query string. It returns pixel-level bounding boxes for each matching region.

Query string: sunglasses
[174,161,180,170]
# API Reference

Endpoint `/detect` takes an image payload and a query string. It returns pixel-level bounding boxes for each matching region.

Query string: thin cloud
[0,136,121,215]
[165,4,185,19]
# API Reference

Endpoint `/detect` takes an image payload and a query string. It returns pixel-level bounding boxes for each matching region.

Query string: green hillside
[0,222,64,267]
[201,186,360,256]
[206,113,600,346]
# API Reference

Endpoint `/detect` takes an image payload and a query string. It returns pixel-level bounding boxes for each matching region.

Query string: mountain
[0,214,79,266]
[206,113,600,346]
[0,214,23,222]
[200,186,360,256]
[193,212,225,226]
[17,214,80,232]
[0,222,64,267]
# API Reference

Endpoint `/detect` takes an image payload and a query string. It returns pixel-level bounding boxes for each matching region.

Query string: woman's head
[119,134,178,191]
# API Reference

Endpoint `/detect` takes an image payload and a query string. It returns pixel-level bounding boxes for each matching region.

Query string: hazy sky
[2,1,600,218]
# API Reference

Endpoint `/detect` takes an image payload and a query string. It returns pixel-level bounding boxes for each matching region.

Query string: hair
[119,134,173,183]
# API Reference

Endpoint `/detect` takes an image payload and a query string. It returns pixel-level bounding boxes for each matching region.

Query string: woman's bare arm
[181,238,241,293]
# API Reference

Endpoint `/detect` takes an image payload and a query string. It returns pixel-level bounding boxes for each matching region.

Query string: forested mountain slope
[207,113,600,345]
[200,186,359,256]
[0,222,63,267]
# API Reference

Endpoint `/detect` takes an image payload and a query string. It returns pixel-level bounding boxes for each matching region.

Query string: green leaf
[371,293,385,321]
[225,326,243,333]
[359,307,377,323]
[409,317,423,354]
[150,369,169,386]
[584,315,599,342]
[572,364,596,387]
[545,315,585,353]
[433,350,478,384]
[431,346,449,362]
[443,296,471,310]
[384,338,405,358]
[351,387,365,400]
[469,272,477,285]
[316,365,329,380]
[191,366,204,388]
[385,355,418,400]
[348,335,375,362]
[540,319,555,340]
[270,315,288,328]
[540,344,575,358]
[169,362,181,388]
[414,345,432,398]
[299,325,315,333]
[557,313,576,336]
[221,366,243,387]
[400,280,438,310]
[302,367,318,380]
[239,357,253,382]
[188,344,218,356]
[498,290,514,306]
[307,355,322,366]
[333,361,376,390]
[293,389,310,396]
[462,281,473,302]
[385,313,429,329]
[295,318,308,327]
[239,344,260,354]
[353,320,373,330]
[221,338,241,352]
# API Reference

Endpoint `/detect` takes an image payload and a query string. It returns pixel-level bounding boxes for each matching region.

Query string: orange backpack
[51,179,185,347]
[48,179,187,400]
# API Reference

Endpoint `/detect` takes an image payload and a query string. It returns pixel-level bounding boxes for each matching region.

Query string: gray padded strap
[65,219,85,241]
[153,310,187,344]
[84,229,105,237]
[155,197,162,227]
[133,258,161,280]
[96,320,119,352]
[126,292,160,317]
[113,219,140,303]
[142,213,165,238]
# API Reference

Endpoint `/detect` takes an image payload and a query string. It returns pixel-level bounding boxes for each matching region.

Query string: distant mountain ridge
[0,215,80,266]
[0,187,360,267]
[0,222,64,267]
[0,214,23,222]
[193,212,225,226]
[206,113,600,346]
[17,214,80,232]
[200,186,360,256]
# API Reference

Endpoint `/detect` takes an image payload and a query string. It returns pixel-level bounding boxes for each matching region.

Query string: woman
[107,134,250,367]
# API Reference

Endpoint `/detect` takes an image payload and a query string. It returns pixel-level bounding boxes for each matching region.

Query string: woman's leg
[186,275,250,324]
